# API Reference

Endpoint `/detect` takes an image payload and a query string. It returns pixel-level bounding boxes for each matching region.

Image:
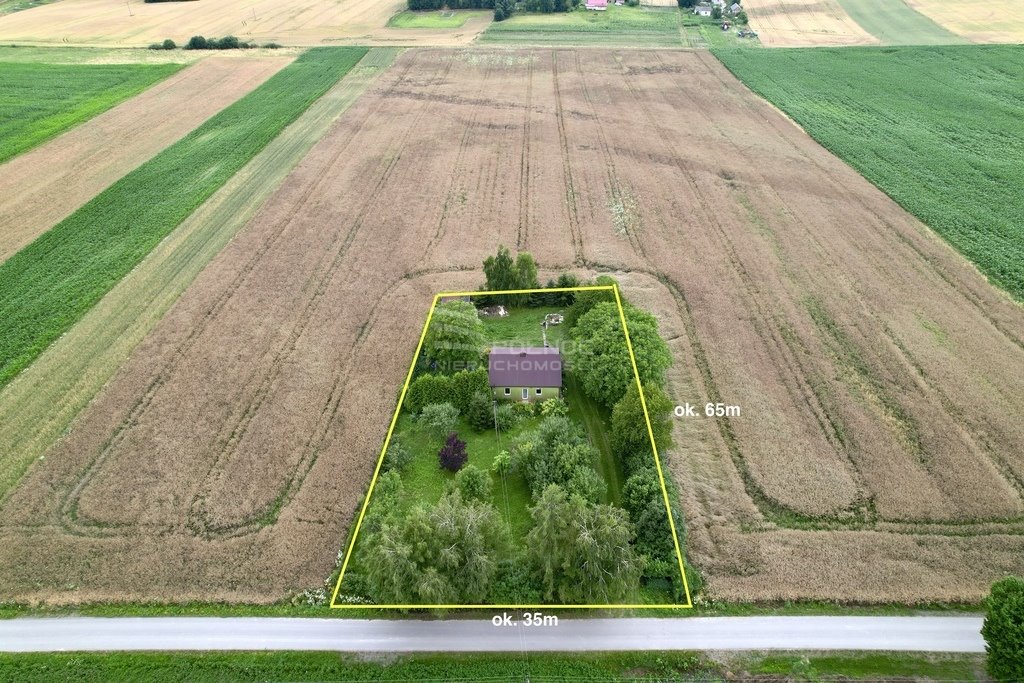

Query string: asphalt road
[0,616,984,653]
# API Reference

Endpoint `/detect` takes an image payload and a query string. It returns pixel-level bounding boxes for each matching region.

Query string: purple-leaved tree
[438,432,468,471]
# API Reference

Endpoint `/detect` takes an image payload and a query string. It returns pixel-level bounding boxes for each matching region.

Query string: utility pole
[126,0,133,17]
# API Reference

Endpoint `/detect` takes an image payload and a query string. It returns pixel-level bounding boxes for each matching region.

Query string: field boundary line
[329,284,693,610]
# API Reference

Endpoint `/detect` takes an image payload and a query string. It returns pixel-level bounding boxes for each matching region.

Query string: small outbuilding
[489,346,563,403]
[730,2,742,13]
[586,0,608,10]
[694,4,713,16]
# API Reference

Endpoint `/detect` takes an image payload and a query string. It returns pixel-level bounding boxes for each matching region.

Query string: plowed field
[1,49,1022,604]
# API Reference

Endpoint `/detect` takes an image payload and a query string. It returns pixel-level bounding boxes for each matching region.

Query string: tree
[405,373,455,414]
[466,390,496,432]
[513,252,540,305]
[677,0,697,7]
[494,0,515,21]
[611,383,673,475]
[364,492,507,604]
[512,416,605,501]
[483,246,518,306]
[564,275,618,328]
[451,368,490,413]
[424,301,484,374]
[571,302,672,409]
[711,6,722,19]
[456,464,493,502]
[439,432,468,471]
[983,576,1024,681]
[526,485,641,603]
[737,10,748,23]
[419,402,459,440]
[382,436,413,472]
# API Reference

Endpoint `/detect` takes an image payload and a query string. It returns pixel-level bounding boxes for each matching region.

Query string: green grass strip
[0,47,368,389]
[714,45,1024,301]
[0,61,183,163]
[835,0,965,45]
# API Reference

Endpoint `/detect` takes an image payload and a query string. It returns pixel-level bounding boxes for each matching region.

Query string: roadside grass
[0,47,368,391]
[387,9,483,29]
[0,61,182,163]
[0,651,987,681]
[835,0,965,45]
[479,5,684,47]
[713,44,1024,301]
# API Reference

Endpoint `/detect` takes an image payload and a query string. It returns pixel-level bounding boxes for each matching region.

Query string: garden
[333,247,692,608]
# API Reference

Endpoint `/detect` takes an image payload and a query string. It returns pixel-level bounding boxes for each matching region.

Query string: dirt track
[1,49,1022,604]
[0,0,491,47]
[0,54,291,264]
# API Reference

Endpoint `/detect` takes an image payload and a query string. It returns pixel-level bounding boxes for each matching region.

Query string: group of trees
[422,300,485,374]
[481,246,540,306]
[408,0,495,10]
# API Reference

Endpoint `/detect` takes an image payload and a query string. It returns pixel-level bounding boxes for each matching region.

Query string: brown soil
[1,49,1022,604]
[0,54,292,264]
[0,0,491,47]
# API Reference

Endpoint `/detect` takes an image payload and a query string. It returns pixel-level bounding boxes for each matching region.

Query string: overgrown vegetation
[983,576,1024,681]
[0,48,369,389]
[337,247,691,606]
[714,45,1024,300]
[0,61,182,163]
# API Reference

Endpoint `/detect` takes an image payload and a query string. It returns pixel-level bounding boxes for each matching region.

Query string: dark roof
[488,347,563,388]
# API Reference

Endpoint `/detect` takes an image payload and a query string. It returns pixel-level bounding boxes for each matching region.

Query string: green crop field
[0,47,368,390]
[0,61,182,163]
[715,45,1024,300]
[387,9,483,28]
[480,5,684,47]
[836,0,965,45]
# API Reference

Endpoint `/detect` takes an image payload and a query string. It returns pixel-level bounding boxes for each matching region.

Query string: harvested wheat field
[1,48,1022,605]
[0,54,291,263]
[0,0,490,47]
[742,0,876,46]
[906,0,1024,43]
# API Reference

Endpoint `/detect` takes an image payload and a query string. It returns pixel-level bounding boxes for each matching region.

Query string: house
[730,2,742,13]
[489,346,563,403]
[694,4,712,16]
[586,0,608,10]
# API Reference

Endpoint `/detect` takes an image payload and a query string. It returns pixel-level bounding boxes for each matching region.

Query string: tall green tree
[512,416,604,501]
[526,485,641,603]
[564,275,618,328]
[611,382,674,474]
[570,302,672,409]
[483,246,518,306]
[424,300,484,373]
[364,492,507,604]
[983,576,1024,681]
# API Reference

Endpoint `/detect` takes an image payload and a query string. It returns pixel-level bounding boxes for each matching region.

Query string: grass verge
[714,44,1024,301]
[0,47,368,390]
[387,9,482,28]
[0,61,182,163]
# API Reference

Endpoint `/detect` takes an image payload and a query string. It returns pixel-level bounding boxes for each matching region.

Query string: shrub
[492,450,512,476]
[539,397,569,418]
[513,416,604,501]
[262,42,283,49]
[489,559,544,603]
[456,464,492,502]
[382,436,413,472]
[466,390,495,431]
[185,35,209,50]
[983,576,1024,681]
[611,383,673,477]
[451,368,489,413]
[148,39,176,50]
[494,403,518,431]
[439,432,468,471]
[405,373,455,414]
[419,402,459,440]
[512,400,537,419]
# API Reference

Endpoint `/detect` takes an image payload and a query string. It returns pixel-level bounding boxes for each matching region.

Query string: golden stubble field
[0,0,491,47]
[740,0,876,46]
[1,49,1022,604]
[907,0,1024,42]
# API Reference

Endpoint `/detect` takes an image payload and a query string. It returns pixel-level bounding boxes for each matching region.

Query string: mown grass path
[0,47,368,391]
[0,48,397,500]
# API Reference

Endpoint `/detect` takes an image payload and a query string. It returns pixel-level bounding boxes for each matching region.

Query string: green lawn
[836,0,965,45]
[0,61,182,163]
[480,5,685,47]
[566,372,622,505]
[0,47,369,390]
[714,45,1024,301]
[387,9,483,28]
[0,651,987,681]
[390,414,536,540]
[480,305,566,347]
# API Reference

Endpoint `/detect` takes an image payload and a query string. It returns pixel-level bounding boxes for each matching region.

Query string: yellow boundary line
[329,284,693,609]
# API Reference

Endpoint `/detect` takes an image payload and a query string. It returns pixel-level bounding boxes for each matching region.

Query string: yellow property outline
[329,284,693,609]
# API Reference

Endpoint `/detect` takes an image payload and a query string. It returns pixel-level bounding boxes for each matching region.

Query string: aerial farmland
[0,0,1023,671]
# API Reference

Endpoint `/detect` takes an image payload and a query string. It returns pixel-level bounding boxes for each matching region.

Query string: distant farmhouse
[730,2,742,13]
[694,3,713,17]
[489,347,563,403]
